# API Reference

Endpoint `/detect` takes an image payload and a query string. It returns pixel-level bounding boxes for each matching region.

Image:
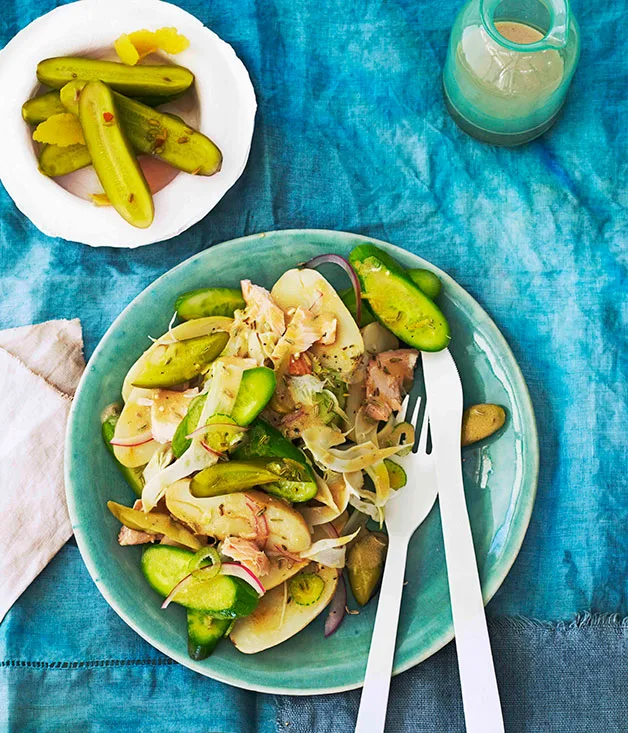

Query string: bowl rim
[0,0,256,248]
[65,228,539,694]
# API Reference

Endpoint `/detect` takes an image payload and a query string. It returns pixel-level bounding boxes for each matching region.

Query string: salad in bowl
[102,243,499,661]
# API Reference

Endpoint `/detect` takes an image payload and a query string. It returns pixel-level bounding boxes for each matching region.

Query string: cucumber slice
[101,407,145,497]
[107,501,201,550]
[231,367,277,425]
[349,244,450,352]
[187,610,231,660]
[141,545,194,597]
[346,531,388,606]
[175,288,245,320]
[233,419,307,464]
[384,459,407,490]
[130,331,229,389]
[190,458,314,499]
[172,393,205,458]
[339,268,441,327]
[37,57,194,97]
[407,268,441,301]
[141,546,258,617]
[172,367,276,458]
[172,574,259,617]
[289,572,325,606]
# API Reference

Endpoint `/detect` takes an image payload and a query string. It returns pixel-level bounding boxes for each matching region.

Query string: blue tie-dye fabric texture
[0,0,626,730]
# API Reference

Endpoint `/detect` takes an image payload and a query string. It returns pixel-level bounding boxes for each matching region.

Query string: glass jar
[443,0,580,145]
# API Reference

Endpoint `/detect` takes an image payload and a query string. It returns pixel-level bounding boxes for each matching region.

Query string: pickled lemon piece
[89,193,111,207]
[114,35,142,66]
[154,27,190,54]
[33,113,85,147]
[115,27,190,66]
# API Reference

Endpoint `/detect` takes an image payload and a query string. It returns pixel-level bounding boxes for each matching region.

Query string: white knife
[421,348,504,733]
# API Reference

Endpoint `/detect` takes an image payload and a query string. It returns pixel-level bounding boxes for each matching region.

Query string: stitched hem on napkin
[1,615,626,733]
[2,613,624,670]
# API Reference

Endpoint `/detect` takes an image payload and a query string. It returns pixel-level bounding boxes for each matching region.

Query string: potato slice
[165,483,311,554]
[150,389,196,444]
[361,321,399,355]
[122,316,232,402]
[112,387,157,468]
[230,562,339,653]
[261,556,309,591]
[271,269,364,376]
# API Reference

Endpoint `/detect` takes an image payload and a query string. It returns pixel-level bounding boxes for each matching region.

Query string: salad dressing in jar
[443,0,579,145]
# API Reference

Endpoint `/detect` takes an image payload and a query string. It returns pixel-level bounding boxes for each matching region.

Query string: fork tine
[416,400,429,455]
[399,395,411,424]
[408,395,421,428]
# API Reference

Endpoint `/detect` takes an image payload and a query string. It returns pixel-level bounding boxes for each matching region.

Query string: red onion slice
[161,573,195,609]
[221,562,266,595]
[324,574,347,637]
[304,254,362,325]
[200,441,225,458]
[267,543,304,563]
[109,430,154,447]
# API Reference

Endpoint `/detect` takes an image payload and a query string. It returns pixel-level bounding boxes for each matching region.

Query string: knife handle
[436,439,504,733]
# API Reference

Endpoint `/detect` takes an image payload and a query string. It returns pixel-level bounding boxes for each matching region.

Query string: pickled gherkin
[346,530,388,606]
[130,331,229,388]
[79,81,154,229]
[37,57,194,97]
[22,91,66,125]
[107,501,202,550]
[38,143,91,178]
[190,460,284,497]
[107,93,222,175]
[61,81,222,176]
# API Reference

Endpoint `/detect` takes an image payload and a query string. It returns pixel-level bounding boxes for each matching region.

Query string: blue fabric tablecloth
[1,0,626,730]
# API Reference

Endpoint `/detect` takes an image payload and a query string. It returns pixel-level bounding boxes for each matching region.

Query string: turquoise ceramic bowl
[65,229,538,694]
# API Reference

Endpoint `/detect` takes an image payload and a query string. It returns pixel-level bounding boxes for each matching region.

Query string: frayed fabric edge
[489,612,628,633]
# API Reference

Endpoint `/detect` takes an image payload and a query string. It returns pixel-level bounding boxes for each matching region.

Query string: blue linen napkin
[1,0,627,730]
[1,547,626,732]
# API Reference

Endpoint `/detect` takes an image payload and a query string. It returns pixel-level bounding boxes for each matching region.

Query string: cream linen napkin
[0,319,85,622]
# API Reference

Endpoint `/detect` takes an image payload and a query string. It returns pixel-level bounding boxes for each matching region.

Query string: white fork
[355,397,438,733]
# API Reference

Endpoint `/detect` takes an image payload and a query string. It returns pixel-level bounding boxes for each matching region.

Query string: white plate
[0,0,256,247]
